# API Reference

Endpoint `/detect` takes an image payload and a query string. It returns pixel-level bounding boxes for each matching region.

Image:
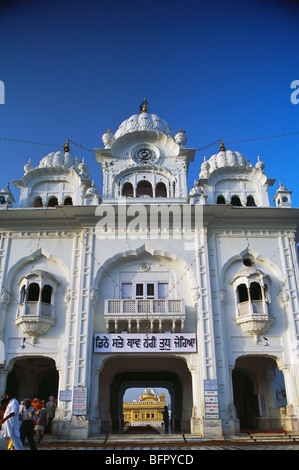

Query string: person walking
[35,401,47,444]
[0,398,9,450]
[45,396,56,433]
[0,395,24,450]
[163,405,169,434]
[19,398,37,450]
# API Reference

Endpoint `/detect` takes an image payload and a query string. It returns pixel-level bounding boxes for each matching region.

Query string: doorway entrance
[5,356,59,402]
[232,369,256,430]
[232,355,287,432]
[111,371,180,433]
[98,355,192,434]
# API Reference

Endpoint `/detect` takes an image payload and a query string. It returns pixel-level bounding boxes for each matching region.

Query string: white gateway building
[0,100,298,438]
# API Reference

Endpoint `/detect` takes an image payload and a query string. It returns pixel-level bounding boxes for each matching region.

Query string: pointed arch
[4,247,70,293]
[92,244,198,297]
[220,248,284,289]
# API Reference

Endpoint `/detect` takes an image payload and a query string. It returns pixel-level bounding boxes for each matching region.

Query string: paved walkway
[21,432,299,451]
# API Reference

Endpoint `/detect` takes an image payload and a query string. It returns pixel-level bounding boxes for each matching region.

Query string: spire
[219,139,226,152]
[64,138,70,153]
[139,98,148,113]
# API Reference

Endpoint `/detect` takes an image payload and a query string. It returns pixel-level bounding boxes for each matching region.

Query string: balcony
[235,300,274,342]
[104,298,185,333]
[15,301,55,339]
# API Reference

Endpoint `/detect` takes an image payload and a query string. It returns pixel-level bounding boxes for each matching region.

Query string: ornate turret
[95,100,196,201]
[0,182,15,209]
[273,181,293,207]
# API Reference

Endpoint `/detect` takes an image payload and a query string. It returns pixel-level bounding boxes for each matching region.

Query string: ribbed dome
[29,149,90,179]
[114,112,174,140]
[199,149,251,178]
[38,151,81,170]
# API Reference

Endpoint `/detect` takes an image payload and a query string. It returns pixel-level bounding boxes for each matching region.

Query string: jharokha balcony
[104,298,186,333]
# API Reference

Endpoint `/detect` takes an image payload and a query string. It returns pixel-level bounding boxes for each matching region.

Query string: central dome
[113,99,174,140]
[101,100,186,149]
[114,112,174,139]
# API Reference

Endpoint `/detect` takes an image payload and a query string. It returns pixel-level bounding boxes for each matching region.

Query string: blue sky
[123,387,170,407]
[0,0,299,206]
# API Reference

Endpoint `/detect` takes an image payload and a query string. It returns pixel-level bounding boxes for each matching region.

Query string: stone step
[41,432,299,446]
[249,432,294,441]
[105,434,187,443]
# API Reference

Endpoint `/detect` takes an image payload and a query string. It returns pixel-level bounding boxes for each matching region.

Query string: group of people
[0,394,57,450]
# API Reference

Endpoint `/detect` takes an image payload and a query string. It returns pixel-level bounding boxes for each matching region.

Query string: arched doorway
[98,355,192,434]
[232,356,287,432]
[6,357,59,402]
[111,371,181,433]
[232,369,256,430]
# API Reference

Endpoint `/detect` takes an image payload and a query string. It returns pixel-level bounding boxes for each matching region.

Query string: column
[0,369,9,399]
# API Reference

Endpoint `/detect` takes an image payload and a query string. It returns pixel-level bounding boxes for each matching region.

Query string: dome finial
[64,138,70,153]
[140,97,148,113]
[219,139,226,152]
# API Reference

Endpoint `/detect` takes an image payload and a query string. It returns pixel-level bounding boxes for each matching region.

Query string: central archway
[98,355,193,434]
[111,370,181,433]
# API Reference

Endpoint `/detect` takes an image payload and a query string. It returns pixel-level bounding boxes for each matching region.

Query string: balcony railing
[104,298,185,333]
[15,301,55,339]
[237,299,267,316]
[106,299,183,315]
[17,301,53,317]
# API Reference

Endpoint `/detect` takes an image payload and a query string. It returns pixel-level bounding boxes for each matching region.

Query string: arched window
[231,195,242,206]
[27,283,40,302]
[217,195,226,204]
[33,196,43,208]
[63,196,73,205]
[155,182,167,198]
[41,285,52,304]
[136,180,153,198]
[47,196,58,207]
[250,281,262,301]
[122,182,134,198]
[246,195,256,207]
[237,283,248,303]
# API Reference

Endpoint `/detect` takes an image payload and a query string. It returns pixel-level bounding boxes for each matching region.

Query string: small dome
[36,150,89,178]
[200,157,210,178]
[255,156,265,172]
[174,129,187,147]
[86,180,99,195]
[114,112,174,140]
[199,147,251,178]
[102,129,115,148]
[24,159,34,174]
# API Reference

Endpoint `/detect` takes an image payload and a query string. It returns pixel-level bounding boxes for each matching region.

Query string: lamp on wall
[20,337,35,349]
